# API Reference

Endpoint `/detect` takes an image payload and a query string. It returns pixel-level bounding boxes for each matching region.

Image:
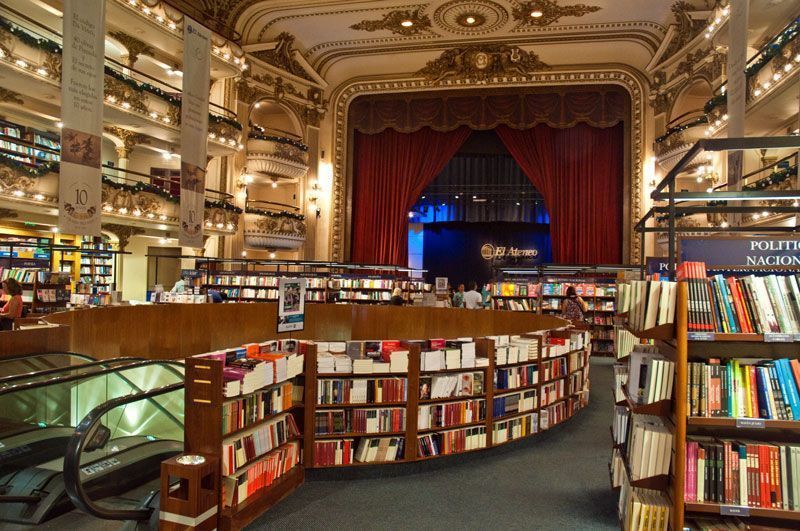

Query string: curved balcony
[246,132,309,182]
[243,201,306,250]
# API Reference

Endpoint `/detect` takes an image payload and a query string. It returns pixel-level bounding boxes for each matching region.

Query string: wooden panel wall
[0,325,70,360]
[43,304,567,360]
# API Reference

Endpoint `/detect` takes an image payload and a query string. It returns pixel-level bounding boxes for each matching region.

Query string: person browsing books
[170,276,187,293]
[561,286,588,322]
[464,281,483,309]
[390,287,404,306]
[452,283,465,308]
[0,278,24,331]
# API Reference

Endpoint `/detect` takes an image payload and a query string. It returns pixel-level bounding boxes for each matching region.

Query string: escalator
[0,359,185,524]
[0,352,95,380]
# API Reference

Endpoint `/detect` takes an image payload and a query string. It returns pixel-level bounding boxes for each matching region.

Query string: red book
[790,359,800,390]
[747,443,757,507]
[749,366,759,420]
[771,445,781,508]
[759,445,771,508]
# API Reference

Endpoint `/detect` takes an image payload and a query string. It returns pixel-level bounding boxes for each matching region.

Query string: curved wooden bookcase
[43,303,567,360]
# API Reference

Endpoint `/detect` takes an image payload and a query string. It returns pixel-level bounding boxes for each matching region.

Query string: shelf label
[764,332,794,343]
[720,505,749,517]
[735,418,765,429]
[688,332,715,341]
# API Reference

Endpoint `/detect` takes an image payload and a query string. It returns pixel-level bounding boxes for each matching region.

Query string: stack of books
[627,415,673,481]
[685,438,800,509]
[688,358,800,419]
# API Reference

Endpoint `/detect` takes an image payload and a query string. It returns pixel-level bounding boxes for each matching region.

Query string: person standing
[464,281,483,309]
[0,278,24,330]
[452,283,465,308]
[561,285,588,322]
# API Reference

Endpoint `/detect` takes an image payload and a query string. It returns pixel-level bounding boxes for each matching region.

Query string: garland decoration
[249,126,308,151]
[1,16,241,132]
[655,116,709,144]
[207,199,243,214]
[743,165,796,191]
[0,154,59,176]
[246,205,305,221]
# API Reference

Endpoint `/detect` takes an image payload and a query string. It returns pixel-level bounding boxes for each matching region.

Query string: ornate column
[105,126,147,181]
[102,223,144,294]
[109,31,153,70]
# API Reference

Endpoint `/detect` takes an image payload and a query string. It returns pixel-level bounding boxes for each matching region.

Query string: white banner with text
[179,18,211,248]
[58,0,105,236]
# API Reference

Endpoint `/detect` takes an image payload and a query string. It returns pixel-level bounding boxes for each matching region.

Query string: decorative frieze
[415,44,549,84]
[350,9,432,36]
[511,0,602,27]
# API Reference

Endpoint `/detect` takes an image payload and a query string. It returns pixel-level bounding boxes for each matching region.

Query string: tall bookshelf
[615,282,800,529]
[80,239,115,292]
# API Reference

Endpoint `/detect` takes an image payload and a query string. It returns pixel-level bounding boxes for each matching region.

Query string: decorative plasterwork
[350,9,432,36]
[511,0,602,27]
[244,212,306,250]
[0,88,23,104]
[104,126,148,158]
[415,44,549,84]
[108,31,154,66]
[0,165,35,194]
[236,76,326,128]
[660,1,706,61]
[250,32,315,82]
[433,1,509,35]
[329,68,646,264]
[101,223,145,251]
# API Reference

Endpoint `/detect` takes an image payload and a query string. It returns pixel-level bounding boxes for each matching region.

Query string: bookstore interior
[1,0,800,529]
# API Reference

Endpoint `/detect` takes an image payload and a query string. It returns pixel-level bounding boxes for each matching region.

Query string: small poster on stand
[278,277,306,333]
[435,277,448,294]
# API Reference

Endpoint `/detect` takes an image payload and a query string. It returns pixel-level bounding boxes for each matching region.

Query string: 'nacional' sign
[679,236,800,267]
[179,18,211,248]
[58,0,105,236]
[480,243,539,261]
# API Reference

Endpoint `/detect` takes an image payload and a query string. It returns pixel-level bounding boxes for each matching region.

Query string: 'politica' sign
[679,237,800,267]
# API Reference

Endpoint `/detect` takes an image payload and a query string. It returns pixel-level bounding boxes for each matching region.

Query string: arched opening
[668,77,713,144]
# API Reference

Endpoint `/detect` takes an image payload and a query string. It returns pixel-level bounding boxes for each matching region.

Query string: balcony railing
[246,129,309,181]
[243,200,305,250]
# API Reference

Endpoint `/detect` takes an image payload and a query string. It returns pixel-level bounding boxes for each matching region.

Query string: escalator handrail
[0,359,185,396]
[63,382,184,521]
[0,357,144,386]
[0,351,94,364]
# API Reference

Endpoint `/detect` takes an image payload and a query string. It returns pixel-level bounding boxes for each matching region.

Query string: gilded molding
[101,223,145,251]
[415,44,549,84]
[432,1,509,36]
[329,68,646,264]
[511,0,602,27]
[0,166,35,194]
[661,1,706,61]
[105,77,149,114]
[350,9,432,36]
[104,126,148,157]
[251,32,315,82]
[108,31,155,66]
[0,88,23,104]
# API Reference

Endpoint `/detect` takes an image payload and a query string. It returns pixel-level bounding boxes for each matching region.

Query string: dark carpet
[248,357,618,530]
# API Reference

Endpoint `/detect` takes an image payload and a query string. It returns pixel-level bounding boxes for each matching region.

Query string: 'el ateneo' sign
[481,243,539,260]
[679,237,800,267]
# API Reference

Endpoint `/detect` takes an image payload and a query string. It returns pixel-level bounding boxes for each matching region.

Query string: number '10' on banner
[179,18,211,248]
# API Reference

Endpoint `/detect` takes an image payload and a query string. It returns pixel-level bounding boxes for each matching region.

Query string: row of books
[626,415,673,481]
[681,263,800,334]
[35,287,70,303]
[541,379,567,407]
[614,363,629,404]
[684,438,800,510]
[487,282,540,297]
[221,413,299,475]
[492,389,537,418]
[418,398,485,430]
[420,372,484,399]
[196,344,303,398]
[317,350,408,374]
[492,298,536,311]
[317,378,408,405]
[333,291,391,301]
[492,411,538,444]
[568,350,588,373]
[204,275,429,291]
[417,426,487,456]
[628,348,675,405]
[222,382,294,436]
[620,280,678,332]
[353,436,405,463]
[222,440,300,508]
[688,358,800,420]
[541,357,568,382]
[0,267,46,284]
[69,293,113,306]
[617,480,671,531]
[420,342,479,371]
[495,363,538,390]
[615,327,641,360]
[314,407,406,435]
[612,405,629,448]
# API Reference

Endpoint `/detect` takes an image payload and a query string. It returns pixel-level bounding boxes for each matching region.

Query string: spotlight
[400,20,414,27]
[465,16,476,24]
[241,251,247,257]
[34,193,45,201]
[271,181,278,188]
[269,252,276,259]
[55,121,63,128]
[12,190,24,197]
[720,221,729,228]
[50,226,59,233]
[408,212,414,218]
[530,9,543,18]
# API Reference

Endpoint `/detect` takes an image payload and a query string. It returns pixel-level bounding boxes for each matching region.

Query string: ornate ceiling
[230,0,685,84]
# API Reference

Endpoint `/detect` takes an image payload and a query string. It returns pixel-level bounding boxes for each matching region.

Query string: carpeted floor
[248,357,618,530]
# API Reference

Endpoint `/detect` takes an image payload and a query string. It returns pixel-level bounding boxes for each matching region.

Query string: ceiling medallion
[433,1,509,35]
[349,9,432,36]
[512,0,602,27]
[415,44,550,84]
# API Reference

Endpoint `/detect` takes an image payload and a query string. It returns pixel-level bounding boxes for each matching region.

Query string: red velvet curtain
[352,127,472,265]
[496,123,624,263]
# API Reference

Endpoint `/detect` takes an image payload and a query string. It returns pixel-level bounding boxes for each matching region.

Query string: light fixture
[696,176,703,183]
[12,190,24,197]
[455,194,460,199]
[103,204,114,212]
[530,8,543,18]
[14,59,28,68]
[34,193,45,201]
[408,211,414,218]
[269,252,276,259]
[793,200,799,207]
[216,222,224,229]
[142,6,151,14]
[753,213,761,219]
[516,202,521,206]
[162,116,171,123]
[243,174,254,184]
[36,67,47,76]
[254,102,261,108]
[705,187,713,193]
[162,150,172,160]
[761,211,769,217]
[133,209,142,216]
[440,202,446,207]
[241,250,247,257]
[119,207,128,214]
[205,221,212,227]
[720,221,729,228]
[421,195,426,199]
[146,212,155,218]
[465,16,476,24]
[149,111,158,119]
[400,20,414,27]
[168,21,177,30]
[159,214,167,220]
[753,88,762,97]
[50,226,59,233]
[159,237,167,245]
[472,195,477,199]
[226,223,234,230]
[121,101,131,109]
[271,181,278,189]
[55,121,63,129]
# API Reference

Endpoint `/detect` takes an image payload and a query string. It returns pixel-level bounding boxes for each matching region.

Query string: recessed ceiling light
[400,20,414,27]
[466,16,476,24]
[530,10,543,18]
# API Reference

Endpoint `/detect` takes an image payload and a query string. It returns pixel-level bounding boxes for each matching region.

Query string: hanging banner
[277,278,307,333]
[58,0,105,236]
[179,18,211,248]
[726,0,749,186]
[679,236,800,267]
